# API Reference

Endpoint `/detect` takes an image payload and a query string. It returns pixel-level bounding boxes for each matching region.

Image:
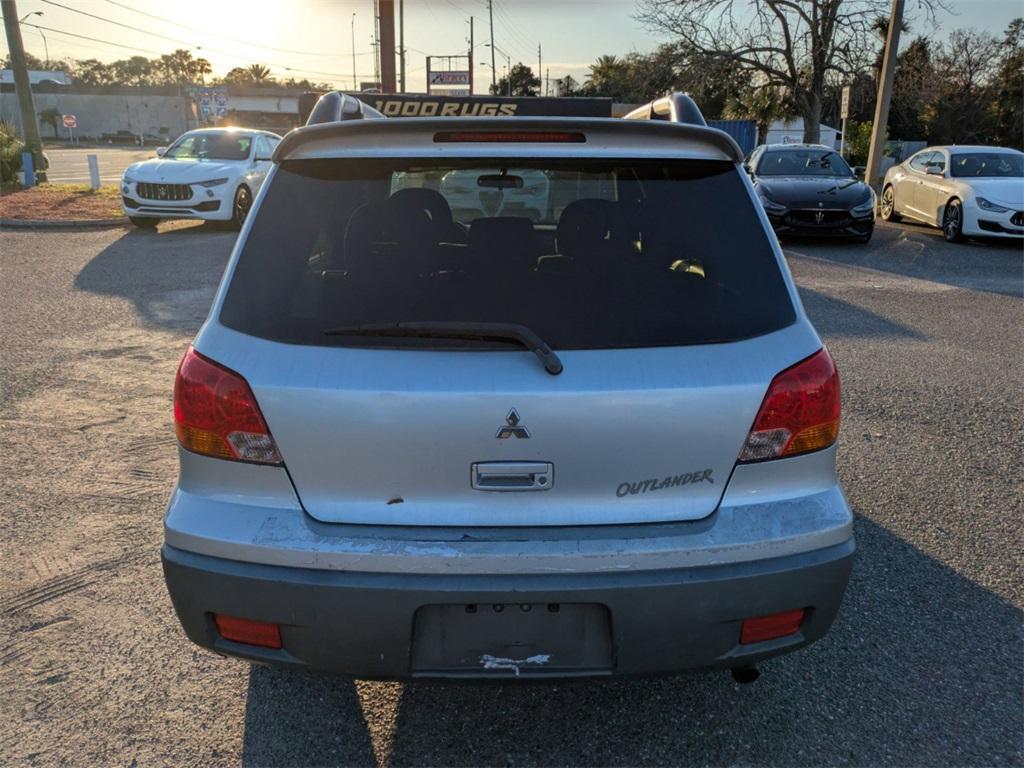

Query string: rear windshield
[220,158,795,349]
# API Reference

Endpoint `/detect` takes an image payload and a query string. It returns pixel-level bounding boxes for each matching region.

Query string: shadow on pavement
[791,224,1023,298]
[74,225,236,334]
[240,516,1022,767]
[799,288,926,339]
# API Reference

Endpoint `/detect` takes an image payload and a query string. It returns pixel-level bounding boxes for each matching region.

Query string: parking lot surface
[1,220,1021,766]
[43,147,154,185]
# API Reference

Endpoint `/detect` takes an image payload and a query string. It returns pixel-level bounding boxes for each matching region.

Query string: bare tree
[635,0,934,143]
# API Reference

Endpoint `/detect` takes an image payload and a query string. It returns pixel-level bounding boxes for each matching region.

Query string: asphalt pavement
[42,147,154,185]
[0,220,1021,766]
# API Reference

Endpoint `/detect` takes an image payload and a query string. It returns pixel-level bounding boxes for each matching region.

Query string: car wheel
[129,216,158,229]
[231,185,253,230]
[880,185,900,222]
[942,199,965,243]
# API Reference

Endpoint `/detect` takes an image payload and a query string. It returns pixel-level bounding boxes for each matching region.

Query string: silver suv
[162,93,854,681]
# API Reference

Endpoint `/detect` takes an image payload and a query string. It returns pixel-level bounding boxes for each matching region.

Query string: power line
[7,19,166,57]
[101,0,375,58]
[492,1,535,61]
[34,0,361,81]
[1,18,379,83]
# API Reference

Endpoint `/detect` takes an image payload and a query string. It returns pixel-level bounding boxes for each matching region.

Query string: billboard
[298,92,613,124]
[353,93,612,119]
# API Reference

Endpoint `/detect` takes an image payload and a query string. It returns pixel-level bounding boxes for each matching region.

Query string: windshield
[165,132,252,161]
[949,152,1024,178]
[220,158,795,350]
[757,149,853,177]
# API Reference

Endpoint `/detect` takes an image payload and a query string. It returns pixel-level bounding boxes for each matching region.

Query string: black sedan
[746,144,876,242]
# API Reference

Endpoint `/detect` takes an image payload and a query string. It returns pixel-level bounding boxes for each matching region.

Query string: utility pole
[545,68,549,98]
[372,0,380,87]
[487,0,496,91]
[398,0,405,93]
[865,0,904,188]
[351,12,358,91]
[379,0,395,93]
[2,0,44,176]
[537,43,541,97]
[468,16,474,95]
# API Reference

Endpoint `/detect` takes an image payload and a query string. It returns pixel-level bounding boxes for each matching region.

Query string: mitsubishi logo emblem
[496,408,530,439]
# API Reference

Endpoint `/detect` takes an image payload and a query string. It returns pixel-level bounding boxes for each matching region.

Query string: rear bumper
[162,537,855,679]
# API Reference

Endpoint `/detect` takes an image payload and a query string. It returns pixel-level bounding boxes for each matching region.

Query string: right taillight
[738,348,840,462]
[173,346,282,465]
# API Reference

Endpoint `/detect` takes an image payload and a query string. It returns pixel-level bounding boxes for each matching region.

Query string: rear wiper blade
[323,321,563,375]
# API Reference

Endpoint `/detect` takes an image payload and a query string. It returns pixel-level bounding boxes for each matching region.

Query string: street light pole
[18,10,46,67]
[351,13,357,91]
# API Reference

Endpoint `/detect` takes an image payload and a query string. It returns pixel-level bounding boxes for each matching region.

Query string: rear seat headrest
[557,199,621,259]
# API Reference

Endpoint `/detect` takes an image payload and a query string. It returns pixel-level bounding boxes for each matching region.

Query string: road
[1,220,1021,767]
[42,147,154,185]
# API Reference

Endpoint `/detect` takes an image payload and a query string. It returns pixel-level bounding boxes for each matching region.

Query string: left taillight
[738,348,840,463]
[173,346,282,464]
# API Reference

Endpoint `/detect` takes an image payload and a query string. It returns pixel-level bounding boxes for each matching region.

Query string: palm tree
[246,64,273,84]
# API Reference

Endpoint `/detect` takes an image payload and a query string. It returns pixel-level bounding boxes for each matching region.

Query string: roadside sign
[62,114,77,128]
[429,71,470,85]
[840,87,850,120]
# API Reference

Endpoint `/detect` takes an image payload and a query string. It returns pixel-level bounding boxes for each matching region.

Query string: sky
[3,0,1022,93]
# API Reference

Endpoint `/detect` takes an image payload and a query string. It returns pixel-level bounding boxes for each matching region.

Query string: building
[763,119,841,150]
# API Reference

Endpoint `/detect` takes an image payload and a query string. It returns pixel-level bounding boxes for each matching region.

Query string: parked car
[161,93,855,681]
[880,146,1024,242]
[120,128,281,229]
[745,144,875,242]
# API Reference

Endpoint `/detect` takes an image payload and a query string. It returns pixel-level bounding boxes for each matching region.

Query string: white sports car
[121,128,282,229]
[880,145,1024,242]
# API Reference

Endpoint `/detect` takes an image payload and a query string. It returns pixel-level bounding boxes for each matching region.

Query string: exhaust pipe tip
[731,666,760,684]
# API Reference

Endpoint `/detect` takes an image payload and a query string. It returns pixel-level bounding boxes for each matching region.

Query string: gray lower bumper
[162,538,854,679]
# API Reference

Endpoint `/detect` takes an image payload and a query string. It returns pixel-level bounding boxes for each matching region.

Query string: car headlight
[196,178,229,188]
[122,174,136,184]
[851,196,875,216]
[757,192,787,214]
[976,197,1009,213]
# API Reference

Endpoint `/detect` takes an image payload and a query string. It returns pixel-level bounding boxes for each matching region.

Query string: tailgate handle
[472,462,553,491]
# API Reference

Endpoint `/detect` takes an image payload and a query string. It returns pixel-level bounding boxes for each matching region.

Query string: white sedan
[121,128,281,229]
[880,145,1024,242]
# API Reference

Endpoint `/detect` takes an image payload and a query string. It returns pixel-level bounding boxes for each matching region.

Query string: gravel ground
[1,220,1021,767]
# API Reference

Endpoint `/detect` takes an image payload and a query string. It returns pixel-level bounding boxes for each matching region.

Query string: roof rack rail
[622,93,707,127]
[305,92,385,126]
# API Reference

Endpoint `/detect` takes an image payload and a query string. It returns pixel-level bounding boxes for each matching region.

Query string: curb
[0,217,128,230]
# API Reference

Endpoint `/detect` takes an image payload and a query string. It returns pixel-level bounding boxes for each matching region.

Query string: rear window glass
[220,158,795,350]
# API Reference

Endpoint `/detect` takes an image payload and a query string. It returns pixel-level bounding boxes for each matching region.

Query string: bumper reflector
[214,614,282,649]
[740,608,806,644]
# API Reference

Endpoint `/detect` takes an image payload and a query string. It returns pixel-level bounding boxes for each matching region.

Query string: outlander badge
[496,408,530,439]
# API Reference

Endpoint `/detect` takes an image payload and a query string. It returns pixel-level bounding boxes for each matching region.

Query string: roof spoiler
[622,93,707,127]
[305,92,385,126]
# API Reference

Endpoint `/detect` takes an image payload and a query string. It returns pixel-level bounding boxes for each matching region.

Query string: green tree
[921,30,999,144]
[635,0,940,143]
[491,63,541,96]
[72,59,115,86]
[110,56,157,87]
[38,107,62,138]
[989,18,1023,148]
[157,49,212,86]
[246,64,273,84]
